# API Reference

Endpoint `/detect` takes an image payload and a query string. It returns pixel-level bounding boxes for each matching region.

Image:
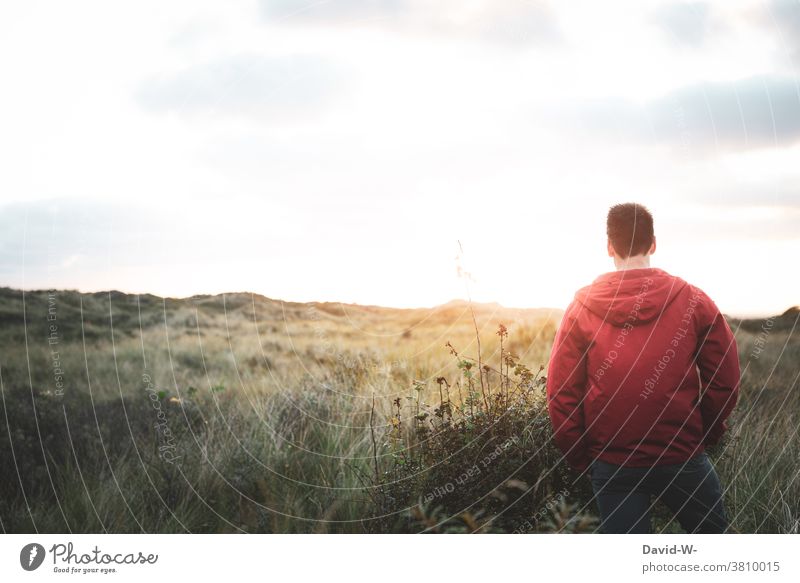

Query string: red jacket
[546,267,740,472]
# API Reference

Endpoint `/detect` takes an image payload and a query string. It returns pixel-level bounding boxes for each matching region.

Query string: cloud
[652,2,712,48]
[575,75,800,152]
[259,0,561,47]
[718,184,800,211]
[682,173,800,214]
[467,1,561,47]
[652,75,800,148]
[137,54,343,119]
[261,0,406,22]
[0,200,141,285]
[0,197,303,294]
[666,207,800,241]
[769,0,800,63]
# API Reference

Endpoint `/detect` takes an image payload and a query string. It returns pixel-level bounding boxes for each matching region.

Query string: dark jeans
[590,452,729,533]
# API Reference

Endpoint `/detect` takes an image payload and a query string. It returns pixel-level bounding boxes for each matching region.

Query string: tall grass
[0,288,797,533]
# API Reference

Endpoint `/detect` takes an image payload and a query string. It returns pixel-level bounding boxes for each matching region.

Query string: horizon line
[2,284,790,321]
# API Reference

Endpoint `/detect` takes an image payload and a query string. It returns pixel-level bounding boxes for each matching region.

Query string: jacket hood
[574,267,688,327]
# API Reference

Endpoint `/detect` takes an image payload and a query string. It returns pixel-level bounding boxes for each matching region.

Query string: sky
[0,0,798,317]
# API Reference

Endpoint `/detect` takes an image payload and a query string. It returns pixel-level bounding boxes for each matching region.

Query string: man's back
[546,267,740,472]
[547,202,740,533]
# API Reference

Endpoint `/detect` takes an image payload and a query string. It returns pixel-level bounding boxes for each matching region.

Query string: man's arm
[546,301,592,473]
[695,291,740,446]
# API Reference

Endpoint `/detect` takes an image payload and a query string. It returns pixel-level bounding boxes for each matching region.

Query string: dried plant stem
[370,393,379,483]
[468,303,490,415]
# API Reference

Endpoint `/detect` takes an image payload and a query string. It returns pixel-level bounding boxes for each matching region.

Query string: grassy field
[0,287,797,533]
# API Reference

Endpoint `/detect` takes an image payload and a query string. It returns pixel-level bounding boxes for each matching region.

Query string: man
[546,203,740,533]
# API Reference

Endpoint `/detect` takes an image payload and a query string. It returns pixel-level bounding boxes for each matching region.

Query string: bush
[368,323,597,533]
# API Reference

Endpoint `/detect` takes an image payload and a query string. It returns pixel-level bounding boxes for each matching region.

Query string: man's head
[606,203,656,268]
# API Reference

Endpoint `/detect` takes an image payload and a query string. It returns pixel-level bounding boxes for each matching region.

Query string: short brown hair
[606,203,654,258]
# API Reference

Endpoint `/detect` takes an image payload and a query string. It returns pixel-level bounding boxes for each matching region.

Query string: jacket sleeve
[695,291,740,446]
[547,300,592,472]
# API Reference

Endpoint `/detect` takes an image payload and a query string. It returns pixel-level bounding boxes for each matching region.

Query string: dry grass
[0,287,797,533]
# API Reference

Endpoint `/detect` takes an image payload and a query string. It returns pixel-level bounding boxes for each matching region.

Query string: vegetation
[0,287,797,533]
[368,323,596,533]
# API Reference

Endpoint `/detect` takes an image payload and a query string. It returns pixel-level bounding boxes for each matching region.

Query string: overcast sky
[1,0,798,316]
